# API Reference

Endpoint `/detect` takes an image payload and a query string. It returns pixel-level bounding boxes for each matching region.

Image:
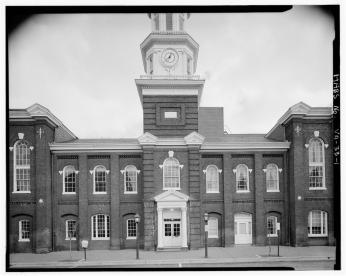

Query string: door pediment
[154,190,189,202]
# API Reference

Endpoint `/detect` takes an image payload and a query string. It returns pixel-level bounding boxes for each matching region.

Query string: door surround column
[181,207,187,248]
[157,207,163,248]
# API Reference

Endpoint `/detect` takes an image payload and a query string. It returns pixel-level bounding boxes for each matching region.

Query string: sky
[8,6,335,139]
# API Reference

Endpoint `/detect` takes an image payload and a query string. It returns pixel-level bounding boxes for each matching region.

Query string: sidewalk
[9,246,336,268]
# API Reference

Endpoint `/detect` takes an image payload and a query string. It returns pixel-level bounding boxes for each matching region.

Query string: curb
[10,256,335,268]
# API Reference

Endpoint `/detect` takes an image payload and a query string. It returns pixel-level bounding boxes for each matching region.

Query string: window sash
[64,168,76,193]
[94,169,106,193]
[308,211,328,237]
[206,166,219,193]
[127,219,137,239]
[14,142,31,193]
[163,158,180,189]
[267,216,278,237]
[92,214,110,239]
[66,220,77,240]
[125,167,137,193]
[236,165,249,191]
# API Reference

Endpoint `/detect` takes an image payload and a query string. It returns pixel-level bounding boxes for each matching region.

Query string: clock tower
[135,13,205,137]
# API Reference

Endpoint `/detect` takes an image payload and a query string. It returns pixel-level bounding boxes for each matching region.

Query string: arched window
[126,218,137,239]
[63,165,76,194]
[207,217,218,238]
[266,164,279,192]
[13,140,30,193]
[19,220,30,242]
[65,220,77,240]
[267,216,278,237]
[309,138,325,189]
[308,210,328,237]
[94,165,107,194]
[91,214,110,240]
[206,165,219,193]
[124,165,138,194]
[163,157,181,190]
[236,164,249,192]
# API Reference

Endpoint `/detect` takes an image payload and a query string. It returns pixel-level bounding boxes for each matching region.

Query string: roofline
[265,102,332,138]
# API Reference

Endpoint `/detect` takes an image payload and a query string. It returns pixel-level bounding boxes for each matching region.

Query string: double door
[163,209,182,247]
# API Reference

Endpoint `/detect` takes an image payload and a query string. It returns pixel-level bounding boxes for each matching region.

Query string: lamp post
[134,214,140,260]
[204,212,209,258]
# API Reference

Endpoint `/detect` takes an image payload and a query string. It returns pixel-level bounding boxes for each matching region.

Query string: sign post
[81,240,88,261]
[276,223,280,257]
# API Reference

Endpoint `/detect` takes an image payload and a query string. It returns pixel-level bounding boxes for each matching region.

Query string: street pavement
[8,246,336,270]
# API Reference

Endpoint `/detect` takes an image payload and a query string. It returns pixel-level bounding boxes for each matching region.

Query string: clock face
[161,49,179,67]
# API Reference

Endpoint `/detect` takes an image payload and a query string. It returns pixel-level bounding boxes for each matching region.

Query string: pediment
[290,102,311,114]
[27,103,49,116]
[138,132,158,145]
[154,190,189,202]
[184,131,205,145]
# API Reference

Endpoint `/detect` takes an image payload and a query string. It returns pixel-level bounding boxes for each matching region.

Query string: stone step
[157,247,188,252]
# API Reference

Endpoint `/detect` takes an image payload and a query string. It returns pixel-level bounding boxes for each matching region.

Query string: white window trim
[204,165,221,194]
[308,210,328,237]
[13,140,31,194]
[308,138,326,190]
[266,164,280,192]
[207,217,219,238]
[121,165,140,194]
[91,214,110,240]
[126,218,137,240]
[161,155,182,191]
[93,165,108,194]
[267,216,278,237]
[18,220,30,242]
[62,165,77,195]
[235,164,250,193]
[65,220,77,240]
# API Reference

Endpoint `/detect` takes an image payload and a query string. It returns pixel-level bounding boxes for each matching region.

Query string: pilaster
[223,153,233,246]
[110,153,120,249]
[78,154,88,248]
[254,153,265,245]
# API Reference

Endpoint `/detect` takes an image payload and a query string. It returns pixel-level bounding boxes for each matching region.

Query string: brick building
[8,13,334,253]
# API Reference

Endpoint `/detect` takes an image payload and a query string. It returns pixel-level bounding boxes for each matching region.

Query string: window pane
[64,167,76,193]
[208,217,218,237]
[125,166,137,192]
[20,220,30,240]
[67,220,77,238]
[266,164,278,191]
[309,166,323,187]
[95,167,106,192]
[236,165,248,191]
[127,219,137,237]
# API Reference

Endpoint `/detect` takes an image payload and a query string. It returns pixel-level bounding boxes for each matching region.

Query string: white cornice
[49,142,141,152]
[135,79,205,107]
[201,141,291,151]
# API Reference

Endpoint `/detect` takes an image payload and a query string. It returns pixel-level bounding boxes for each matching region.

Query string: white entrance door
[163,209,182,247]
[234,213,252,244]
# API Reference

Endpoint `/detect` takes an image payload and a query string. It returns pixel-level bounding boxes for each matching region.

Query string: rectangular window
[127,219,137,239]
[64,171,76,193]
[267,216,278,237]
[125,170,137,193]
[164,111,178,119]
[164,224,171,236]
[207,218,218,238]
[149,55,153,75]
[92,214,110,240]
[154,14,159,31]
[309,166,323,188]
[187,57,192,75]
[173,224,180,237]
[16,168,30,192]
[95,170,106,193]
[66,220,77,240]
[19,220,30,241]
[179,15,184,31]
[308,211,328,237]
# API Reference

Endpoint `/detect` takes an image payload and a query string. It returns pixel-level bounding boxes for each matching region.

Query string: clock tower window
[148,55,153,75]
[166,13,173,31]
[153,13,159,31]
[179,14,184,31]
[187,57,192,75]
